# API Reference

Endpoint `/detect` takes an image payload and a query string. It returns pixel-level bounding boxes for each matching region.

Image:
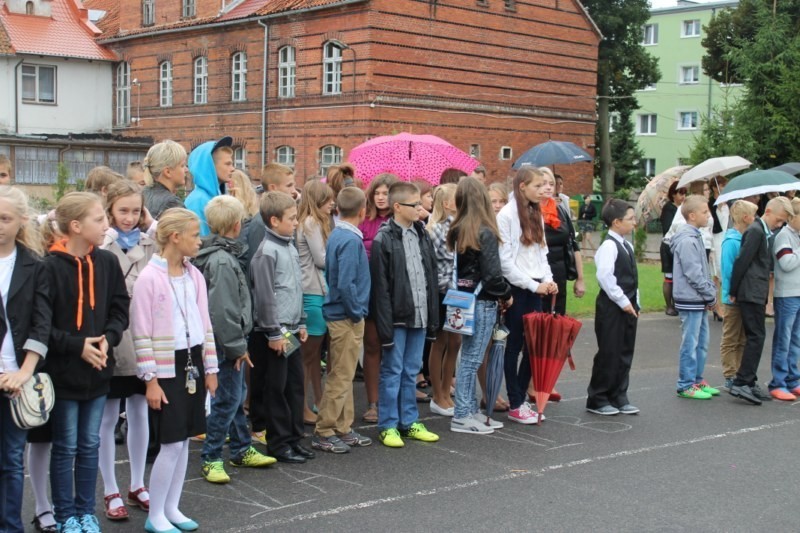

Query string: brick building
[89,0,600,192]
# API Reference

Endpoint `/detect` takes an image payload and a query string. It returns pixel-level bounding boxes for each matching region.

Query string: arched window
[116,62,130,125]
[318,145,342,176]
[231,52,247,102]
[194,57,208,104]
[275,146,295,168]
[233,147,246,169]
[278,46,296,98]
[25,1,34,15]
[159,61,172,107]
[322,42,343,95]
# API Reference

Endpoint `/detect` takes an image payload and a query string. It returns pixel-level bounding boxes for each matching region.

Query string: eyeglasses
[397,202,421,208]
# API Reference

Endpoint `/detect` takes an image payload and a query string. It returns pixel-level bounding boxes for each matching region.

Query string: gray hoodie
[670,224,717,311]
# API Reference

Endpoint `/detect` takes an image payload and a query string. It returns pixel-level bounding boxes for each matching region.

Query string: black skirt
[108,375,146,400]
[151,346,206,444]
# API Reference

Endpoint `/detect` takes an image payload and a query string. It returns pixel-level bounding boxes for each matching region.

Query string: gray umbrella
[771,162,800,176]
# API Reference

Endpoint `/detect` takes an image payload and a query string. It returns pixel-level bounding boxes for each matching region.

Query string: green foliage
[613,188,631,200]
[633,226,647,261]
[53,163,71,202]
[609,107,646,189]
[29,195,53,213]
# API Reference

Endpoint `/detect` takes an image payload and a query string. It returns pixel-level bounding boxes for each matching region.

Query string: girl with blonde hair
[142,140,188,220]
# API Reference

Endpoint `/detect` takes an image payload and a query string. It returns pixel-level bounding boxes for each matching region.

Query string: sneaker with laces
[677,385,712,400]
[230,446,277,467]
[378,428,404,448]
[201,460,231,484]
[79,514,101,533]
[474,413,504,429]
[337,431,372,447]
[751,383,772,401]
[508,403,539,424]
[451,416,493,434]
[59,516,82,533]
[724,378,734,391]
[696,381,721,396]
[311,434,351,453]
[251,431,267,445]
[729,384,762,405]
[400,422,440,442]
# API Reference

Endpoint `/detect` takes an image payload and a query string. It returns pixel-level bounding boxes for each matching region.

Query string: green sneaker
[677,385,712,400]
[400,422,440,443]
[201,460,230,483]
[378,428,404,448]
[230,446,277,468]
[696,381,721,396]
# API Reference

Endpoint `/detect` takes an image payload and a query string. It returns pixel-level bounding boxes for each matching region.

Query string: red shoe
[104,494,129,521]
[770,388,796,401]
[126,487,149,511]
[528,390,562,403]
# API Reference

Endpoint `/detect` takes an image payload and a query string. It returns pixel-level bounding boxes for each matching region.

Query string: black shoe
[274,448,307,464]
[291,443,316,459]
[114,418,127,445]
[32,511,57,532]
[750,383,773,401]
[729,384,762,405]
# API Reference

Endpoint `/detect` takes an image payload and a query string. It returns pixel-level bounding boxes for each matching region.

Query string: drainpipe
[13,59,24,133]
[258,20,269,168]
[707,8,716,119]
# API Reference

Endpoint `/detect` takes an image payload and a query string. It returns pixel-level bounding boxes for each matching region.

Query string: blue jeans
[677,310,709,391]
[454,301,498,419]
[50,394,106,524]
[378,327,426,430]
[202,357,251,462]
[0,396,28,532]
[770,297,800,390]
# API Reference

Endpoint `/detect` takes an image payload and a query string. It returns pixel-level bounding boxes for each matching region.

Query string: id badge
[186,371,197,395]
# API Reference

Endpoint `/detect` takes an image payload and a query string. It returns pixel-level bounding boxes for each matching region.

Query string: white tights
[27,443,56,527]
[148,440,190,531]
[98,396,149,507]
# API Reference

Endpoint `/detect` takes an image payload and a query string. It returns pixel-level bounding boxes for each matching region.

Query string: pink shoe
[790,385,800,397]
[508,402,539,425]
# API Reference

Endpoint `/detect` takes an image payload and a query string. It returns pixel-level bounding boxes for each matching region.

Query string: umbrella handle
[567,352,576,371]
[550,294,557,314]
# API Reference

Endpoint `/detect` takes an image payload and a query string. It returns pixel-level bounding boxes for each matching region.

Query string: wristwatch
[142,372,156,382]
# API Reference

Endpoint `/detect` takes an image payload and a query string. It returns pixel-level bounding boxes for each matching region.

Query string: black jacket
[370,220,439,346]
[143,181,184,220]
[0,245,51,370]
[453,226,512,302]
[43,244,130,401]
[730,218,771,305]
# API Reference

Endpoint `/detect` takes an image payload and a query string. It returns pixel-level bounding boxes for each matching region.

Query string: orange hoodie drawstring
[50,239,95,331]
[75,257,84,330]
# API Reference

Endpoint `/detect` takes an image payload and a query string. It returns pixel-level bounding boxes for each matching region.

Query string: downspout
[707,7,716,120]
[258,20,269,169]
[13,59,24,134]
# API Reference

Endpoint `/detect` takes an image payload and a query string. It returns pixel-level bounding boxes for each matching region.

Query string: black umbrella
[512,141,592,169]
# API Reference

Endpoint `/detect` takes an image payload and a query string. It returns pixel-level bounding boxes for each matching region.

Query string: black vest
[600,237,638,309]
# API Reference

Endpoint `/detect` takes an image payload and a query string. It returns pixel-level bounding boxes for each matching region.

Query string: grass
[566,260,664,317]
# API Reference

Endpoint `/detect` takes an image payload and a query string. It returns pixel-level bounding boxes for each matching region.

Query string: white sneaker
[473,413,503,429]
[430,400,454,417]
[508,403,539,425]
[450,417,494,434]
[524,401,545,421]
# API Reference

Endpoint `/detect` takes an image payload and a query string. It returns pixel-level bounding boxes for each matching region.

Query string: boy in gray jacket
[195,196,275,484]
[670,195,719,400]
[248,192,312,464]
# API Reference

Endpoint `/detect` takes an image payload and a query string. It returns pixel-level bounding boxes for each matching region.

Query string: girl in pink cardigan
[130,208,218,533]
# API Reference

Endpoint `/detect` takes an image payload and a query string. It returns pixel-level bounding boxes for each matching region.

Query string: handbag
[442,246,482,336]
[9,372,55,429]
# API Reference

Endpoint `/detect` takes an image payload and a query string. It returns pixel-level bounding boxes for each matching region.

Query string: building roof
[650,0,738,15]
[0,0,116,60]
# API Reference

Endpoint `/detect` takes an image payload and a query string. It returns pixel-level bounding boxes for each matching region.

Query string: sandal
[126,487,150,512]
[416,390,432,403]
[416,379,431,390]
[32,511,57,533]
[362,403,378,424]
[104,493,129,521]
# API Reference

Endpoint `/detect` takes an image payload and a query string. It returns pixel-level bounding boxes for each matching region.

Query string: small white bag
[9,373,55,429]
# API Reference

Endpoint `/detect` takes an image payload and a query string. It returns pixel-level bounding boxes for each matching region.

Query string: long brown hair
[297,180,334,241]
[365,173,398,220]
[447,177,501,253]
[513,167,545,246]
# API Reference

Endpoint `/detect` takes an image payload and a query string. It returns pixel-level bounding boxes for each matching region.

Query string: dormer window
[26,2,34,15]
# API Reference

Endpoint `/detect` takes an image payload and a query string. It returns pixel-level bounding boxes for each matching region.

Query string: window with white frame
[641,158,657,177]
[194,57,208,104]
[276,146,295,167]
[231,52,247,102]
[278,46,296,98]
[678,111,699,130]
[609,112,620,133]
[319,145,342,175]
[638,114,657,135]
[21,64,56,104]
[182,0,195,18]
[116,62,130,125]
[64,149,105,180]
[13,146,59,185]
[638,82,656,91]
[500,146,513,160]
[682,19,701,37]
[680,65,700,84]
[323,42,343,95]
[642,23,658,45]
[159,61,172,107]
[142,0,154,26]
[233,147,246,169]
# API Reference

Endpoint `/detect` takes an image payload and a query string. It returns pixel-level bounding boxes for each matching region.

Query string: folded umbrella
[714,169,800,205]
[677,156,751,189]
[482,311,509,422]
[513,140,592,169]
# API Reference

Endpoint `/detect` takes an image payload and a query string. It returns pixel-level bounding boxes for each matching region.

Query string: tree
[608,107,646,189]
[582,0,661,198]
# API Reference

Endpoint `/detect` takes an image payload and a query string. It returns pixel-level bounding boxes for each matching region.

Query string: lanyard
[168,269,192,352]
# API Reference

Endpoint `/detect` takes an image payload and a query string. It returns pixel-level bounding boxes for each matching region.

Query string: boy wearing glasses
[370,181,441,447]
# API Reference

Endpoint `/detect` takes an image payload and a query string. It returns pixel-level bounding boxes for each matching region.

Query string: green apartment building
[633,0,742,176]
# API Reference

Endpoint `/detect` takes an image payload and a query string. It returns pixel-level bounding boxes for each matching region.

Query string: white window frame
[194,57,208,104]
[637,114,657,135]
[500,146,513,160]
[278,46,296,98]
[21,64,56,104]
[233,147,246,169]
[159,61,172,107]
[609,112,620,133]
[681,19,701,38]
[322,42,343,95]
[642,158,657,177]
[319,145,342,175]
[231,52,247,102]
[142,0,154,26]
[642,23,658,45]
[637,83,656,92]
[678,111,699,131]
[275,146,296,167]
[116,62,130,125]
[679,65,700,85]
[182,0,195,18]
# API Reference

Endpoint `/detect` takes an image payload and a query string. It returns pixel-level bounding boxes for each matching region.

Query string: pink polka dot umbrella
[348,132,479,186]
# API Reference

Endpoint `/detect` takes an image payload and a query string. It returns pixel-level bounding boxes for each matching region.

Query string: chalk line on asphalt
[222,418,800,531]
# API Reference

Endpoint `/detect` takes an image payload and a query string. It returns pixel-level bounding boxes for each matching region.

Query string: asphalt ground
[23,313,800,532]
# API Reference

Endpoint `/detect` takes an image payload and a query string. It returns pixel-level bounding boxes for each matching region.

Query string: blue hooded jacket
[185,141,224,236]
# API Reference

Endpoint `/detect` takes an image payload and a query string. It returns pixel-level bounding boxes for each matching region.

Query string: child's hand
[500,296,513,310]
[535,284,550,295]
[269,338,286,354]
[82,336,108,370]
[547,282,559,294]
[145,381,168,410]
[99,336,109,358]
[298,329,308,343]
[0,368,33,395]
[234,352,253,372]
[622,304,639,317]
[205,373,218,398]
[573,279,586,298]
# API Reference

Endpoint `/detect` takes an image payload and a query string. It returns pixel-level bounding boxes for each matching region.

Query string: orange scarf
[541,198,561,230]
